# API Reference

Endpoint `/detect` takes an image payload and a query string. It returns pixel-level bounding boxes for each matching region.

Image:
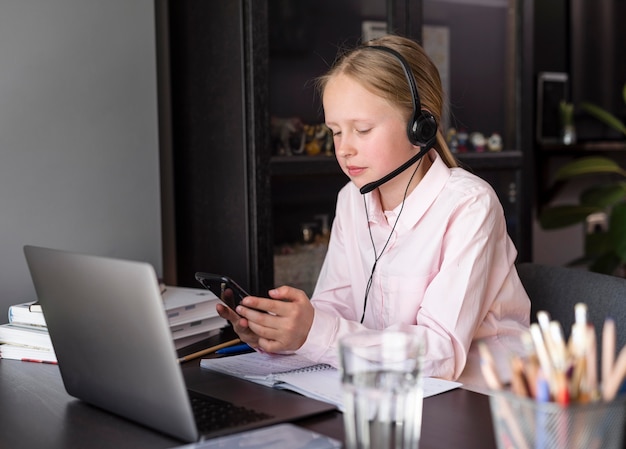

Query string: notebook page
[275,369,463,412]
[200,352,323,384]
[201,352,463,409]
[274,367,343,411]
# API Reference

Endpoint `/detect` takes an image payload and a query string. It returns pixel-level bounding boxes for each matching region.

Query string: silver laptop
[23,245,335,442]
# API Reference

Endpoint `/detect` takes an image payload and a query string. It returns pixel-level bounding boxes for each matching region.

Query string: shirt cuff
[296,307,340,366]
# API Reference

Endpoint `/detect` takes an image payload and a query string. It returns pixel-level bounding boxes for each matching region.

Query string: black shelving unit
[157,0,533,292]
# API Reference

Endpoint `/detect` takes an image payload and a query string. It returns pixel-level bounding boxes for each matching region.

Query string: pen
[177,338,241,363]
[215,343,253,355]
[21,358,58,365]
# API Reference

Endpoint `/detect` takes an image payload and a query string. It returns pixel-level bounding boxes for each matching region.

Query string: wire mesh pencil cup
[489,391,626,449]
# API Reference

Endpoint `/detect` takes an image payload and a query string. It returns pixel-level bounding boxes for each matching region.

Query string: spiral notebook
[200,352,462,412]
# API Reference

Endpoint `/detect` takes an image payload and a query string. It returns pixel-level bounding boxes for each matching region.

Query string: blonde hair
[317,35,457,168]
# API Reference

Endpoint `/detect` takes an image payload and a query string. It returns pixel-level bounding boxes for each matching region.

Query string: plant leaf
[554,156,626,180]
[609,202,626,261]
[580,182,626,207]
[580,102,626,136]
[539,205,601,229]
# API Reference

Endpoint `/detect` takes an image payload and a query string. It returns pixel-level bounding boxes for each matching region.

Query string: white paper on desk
[200,352,462,412]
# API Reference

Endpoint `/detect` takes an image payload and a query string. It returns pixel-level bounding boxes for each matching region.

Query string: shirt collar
[364,150,452,229]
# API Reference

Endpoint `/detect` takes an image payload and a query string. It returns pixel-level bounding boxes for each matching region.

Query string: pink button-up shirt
[296,151,530,383]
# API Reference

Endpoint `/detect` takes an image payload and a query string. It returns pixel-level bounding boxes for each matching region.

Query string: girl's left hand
[215,303,262,348]
[234,285,315,353]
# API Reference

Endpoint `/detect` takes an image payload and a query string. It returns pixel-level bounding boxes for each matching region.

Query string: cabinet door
[160,0,272,293]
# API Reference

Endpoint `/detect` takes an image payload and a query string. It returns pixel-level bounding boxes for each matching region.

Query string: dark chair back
[517,262,626,355]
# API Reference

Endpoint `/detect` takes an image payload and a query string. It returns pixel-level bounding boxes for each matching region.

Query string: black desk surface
[0,337,497,449]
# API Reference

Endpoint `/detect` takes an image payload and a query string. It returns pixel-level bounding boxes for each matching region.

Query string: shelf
[456,150,522,169]
[271,150,524,176]
[539,141,626,154]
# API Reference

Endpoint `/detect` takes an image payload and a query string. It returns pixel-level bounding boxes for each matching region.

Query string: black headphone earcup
[408,111,438,146]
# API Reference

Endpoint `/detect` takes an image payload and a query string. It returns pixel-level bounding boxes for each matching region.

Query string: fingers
[216,303,245,325]
[238,286,309,315]
[216,304,260,348]
[268,285,308,302]
[235,292,315,352]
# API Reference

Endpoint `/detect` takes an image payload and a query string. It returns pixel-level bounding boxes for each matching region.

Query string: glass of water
[339,330,424,449]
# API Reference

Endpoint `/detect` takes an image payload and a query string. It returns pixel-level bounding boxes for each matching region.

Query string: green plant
[539,157,626,275]
[539,82,626,276]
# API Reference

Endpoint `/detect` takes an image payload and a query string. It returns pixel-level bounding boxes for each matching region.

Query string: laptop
[23,245,336,443]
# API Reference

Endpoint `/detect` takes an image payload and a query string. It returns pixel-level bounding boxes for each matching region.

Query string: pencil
[478,342,503,389]
[585,324,598,400]
[603,342,626,402]
[177,338,241,363]
[602,318,615,391]
[530,324,554,390]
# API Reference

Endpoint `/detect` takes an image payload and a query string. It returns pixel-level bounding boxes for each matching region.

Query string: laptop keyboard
[189,391,274,433]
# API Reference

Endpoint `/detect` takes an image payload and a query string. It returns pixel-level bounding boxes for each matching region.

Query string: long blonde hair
[317,35,457,168]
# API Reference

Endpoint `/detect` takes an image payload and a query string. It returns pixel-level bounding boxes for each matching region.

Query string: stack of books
[0,285,227,363]
[0,301,56,363]
[162,285,228,349]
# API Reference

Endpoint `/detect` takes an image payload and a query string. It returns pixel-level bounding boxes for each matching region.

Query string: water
[342,370,423,449]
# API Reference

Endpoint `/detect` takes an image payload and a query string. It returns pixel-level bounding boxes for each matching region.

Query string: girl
[217,35,530,386]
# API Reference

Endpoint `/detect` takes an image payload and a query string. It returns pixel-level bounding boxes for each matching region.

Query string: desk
[0,342,497,449]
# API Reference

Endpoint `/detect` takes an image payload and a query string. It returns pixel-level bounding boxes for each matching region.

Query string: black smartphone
[194,272,252,312]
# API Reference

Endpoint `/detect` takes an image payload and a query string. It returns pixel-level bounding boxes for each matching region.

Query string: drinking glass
[339,330,424,449]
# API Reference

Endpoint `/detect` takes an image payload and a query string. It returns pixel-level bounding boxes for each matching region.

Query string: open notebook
[200,352,462,411]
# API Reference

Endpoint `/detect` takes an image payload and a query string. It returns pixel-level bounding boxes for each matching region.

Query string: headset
[357,44,439,323]
[358,45,438,195]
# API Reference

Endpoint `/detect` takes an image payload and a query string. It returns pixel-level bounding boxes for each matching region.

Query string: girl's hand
[215,303,261,348]
[234,285,314,353]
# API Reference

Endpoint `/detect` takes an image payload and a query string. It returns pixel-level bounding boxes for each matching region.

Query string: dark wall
[533,0,568,73]
[533,0,625,141]
[268,1,381,124]
[570,0,626,140]
[424,3,510,144]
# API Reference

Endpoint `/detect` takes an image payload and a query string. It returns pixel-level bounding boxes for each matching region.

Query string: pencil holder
[488,391,626,449]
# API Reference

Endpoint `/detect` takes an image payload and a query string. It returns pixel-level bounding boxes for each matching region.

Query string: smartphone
[194,272,253,313]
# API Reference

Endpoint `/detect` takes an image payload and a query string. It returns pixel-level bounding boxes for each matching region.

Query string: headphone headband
[361,44,438,147]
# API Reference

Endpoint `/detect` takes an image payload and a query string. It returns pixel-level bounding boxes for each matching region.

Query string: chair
[516,262,626,355]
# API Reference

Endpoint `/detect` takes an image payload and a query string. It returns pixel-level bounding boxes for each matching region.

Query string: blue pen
[215,343,253,355]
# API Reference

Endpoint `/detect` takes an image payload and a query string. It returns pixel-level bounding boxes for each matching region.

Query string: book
[170,315,226,341]
[173,328,222,351]
[8,301,47,327]
[200,352,463,412]
[28,301,43,313]
[0,343,57,363]
[162,286,224,327]
[0,323,53,350]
